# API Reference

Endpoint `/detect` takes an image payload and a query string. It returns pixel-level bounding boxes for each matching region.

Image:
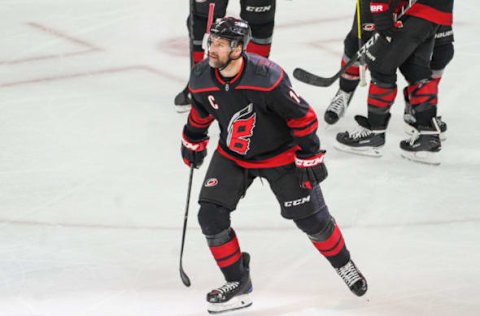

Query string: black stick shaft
[179,166,194,287]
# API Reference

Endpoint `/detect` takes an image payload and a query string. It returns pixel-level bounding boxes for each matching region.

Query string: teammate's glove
[181,131,209,168]
[295,150,328,189]
[370,2,403,42]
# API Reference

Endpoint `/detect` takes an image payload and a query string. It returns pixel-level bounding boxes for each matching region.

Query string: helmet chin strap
[218,50,241,71]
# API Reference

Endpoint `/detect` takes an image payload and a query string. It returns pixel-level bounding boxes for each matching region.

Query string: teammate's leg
[174,1,228,111]
[240,0,276,58]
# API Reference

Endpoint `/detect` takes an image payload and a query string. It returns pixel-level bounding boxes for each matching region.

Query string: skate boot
[324,88,354,124]
[174,85,192,113]
[334,115,386,157]
[207,252,253,314]
[400,117,442,165]
[335,260,368,297]
[402,86,416,126]
[403,87,447,141]
[404,116,447,141]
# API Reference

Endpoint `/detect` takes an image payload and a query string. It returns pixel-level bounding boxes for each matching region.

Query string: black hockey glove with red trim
[295,150,328,189]
[370,1,403,42]
[181,131,209,169]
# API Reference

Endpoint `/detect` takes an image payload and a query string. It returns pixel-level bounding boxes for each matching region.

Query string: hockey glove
[181,131,209,168]
[370,2,403,42]
[295,151,328,189]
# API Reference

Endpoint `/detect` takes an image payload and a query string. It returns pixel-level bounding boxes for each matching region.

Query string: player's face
[208,35,233,69]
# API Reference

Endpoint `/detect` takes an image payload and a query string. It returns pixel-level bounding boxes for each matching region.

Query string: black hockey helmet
[209,17,251,51]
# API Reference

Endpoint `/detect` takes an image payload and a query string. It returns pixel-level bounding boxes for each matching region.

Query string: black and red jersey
[184,53,320,169]
[404,0,453,26]
[371,0,454,26]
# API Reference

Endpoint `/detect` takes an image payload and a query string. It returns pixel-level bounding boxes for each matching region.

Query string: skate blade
[400,150,440,165]
[334,141,383,157]
[403,123,446,141]
[207,294,252,314]
[175,104,191,113]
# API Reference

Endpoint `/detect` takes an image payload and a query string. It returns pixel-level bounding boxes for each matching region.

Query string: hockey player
[325,0,454,131]
[181,17,367,313]
[334,0,454,165]
[174,0,276,113]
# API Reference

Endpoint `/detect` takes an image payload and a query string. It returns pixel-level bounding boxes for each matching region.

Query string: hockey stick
[179,165,195,287]
[202,2,216,58]
[174,2,216,110]
[356,0,367,87]
[293,0,418,87]
[174,0,196,110]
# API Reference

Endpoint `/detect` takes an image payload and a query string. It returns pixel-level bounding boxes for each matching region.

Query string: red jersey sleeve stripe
[287,107,317,129]
[292,120,318,137]
[189,107,214,126]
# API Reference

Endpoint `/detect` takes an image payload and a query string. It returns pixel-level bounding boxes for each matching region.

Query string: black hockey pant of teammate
[363,16,442,131]
[339,24,454,97]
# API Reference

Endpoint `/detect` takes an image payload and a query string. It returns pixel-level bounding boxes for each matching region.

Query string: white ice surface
[0,1,479,315]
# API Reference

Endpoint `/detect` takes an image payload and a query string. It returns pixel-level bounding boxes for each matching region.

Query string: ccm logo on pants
[284,196,310,207]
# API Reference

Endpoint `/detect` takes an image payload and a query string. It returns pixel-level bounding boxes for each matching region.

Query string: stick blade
[180,266,191,287]
[293,68,336,87]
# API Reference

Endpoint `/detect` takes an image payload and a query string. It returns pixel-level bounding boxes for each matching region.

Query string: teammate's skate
[174,85,192,113]
[402,87,447,141]
[400,117,442,165]
[335,260,368,297]
[207,252,253,314]
[334,115,386,157]
[324,88,354,124]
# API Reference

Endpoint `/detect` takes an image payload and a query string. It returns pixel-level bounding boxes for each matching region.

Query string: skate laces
[336,261,362,287]
[215,281,240,296]
[327,91,350,115]
[348,127,373,140]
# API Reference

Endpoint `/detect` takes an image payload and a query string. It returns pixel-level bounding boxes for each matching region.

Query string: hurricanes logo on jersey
[205,178,218,187]
[227,103,256,155]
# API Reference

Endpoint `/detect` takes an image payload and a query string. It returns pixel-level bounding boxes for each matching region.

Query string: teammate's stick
[174,0,196,110]
[293,0,418,87]
[202,3,216,58]
[179,166,195,287]
[356,0,367,86]
[174,2,215,110]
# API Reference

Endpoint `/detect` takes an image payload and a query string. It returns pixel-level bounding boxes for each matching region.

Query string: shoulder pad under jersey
[236,53,284,91]
[189,60,218,93]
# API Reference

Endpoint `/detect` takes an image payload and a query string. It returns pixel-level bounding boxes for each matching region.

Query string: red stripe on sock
[209,236,240,261]
[193,51,204,64]
[246,42,271,58]
[312,225,342,251]
[217,251,242,268]
[320,237,345,257]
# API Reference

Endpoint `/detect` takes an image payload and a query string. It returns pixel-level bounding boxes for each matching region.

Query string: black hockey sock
[408,79,439,127]
[207,229,245,282]
[309,221,350,268]
[340,77,360,93]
